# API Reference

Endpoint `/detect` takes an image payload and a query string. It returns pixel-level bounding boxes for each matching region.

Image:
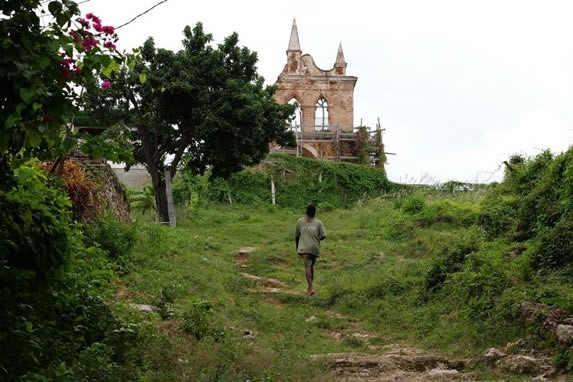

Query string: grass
[121,190,572,380]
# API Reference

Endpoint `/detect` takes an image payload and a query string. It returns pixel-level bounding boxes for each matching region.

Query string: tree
[0,1,126,185]
[84,23,296,222]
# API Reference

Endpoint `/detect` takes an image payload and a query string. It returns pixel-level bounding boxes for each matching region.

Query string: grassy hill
[5,151,573,380]
[118,149,573,380]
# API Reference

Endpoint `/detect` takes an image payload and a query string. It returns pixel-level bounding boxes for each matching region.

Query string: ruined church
[272,19,360,161]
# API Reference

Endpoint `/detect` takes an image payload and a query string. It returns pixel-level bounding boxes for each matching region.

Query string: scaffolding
[273,123,392,166]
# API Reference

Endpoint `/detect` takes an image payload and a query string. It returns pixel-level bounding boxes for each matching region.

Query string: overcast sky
[80,0,573,184]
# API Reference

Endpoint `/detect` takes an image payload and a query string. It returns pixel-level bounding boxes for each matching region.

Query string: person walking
[295,204,326,296]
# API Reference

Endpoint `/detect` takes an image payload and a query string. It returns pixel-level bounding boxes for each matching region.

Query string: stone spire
[288,18,301,51]
[335,42,346,65]
[334,42,347,74]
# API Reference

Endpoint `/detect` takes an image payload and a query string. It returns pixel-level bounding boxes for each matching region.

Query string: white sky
[80,0,573,184]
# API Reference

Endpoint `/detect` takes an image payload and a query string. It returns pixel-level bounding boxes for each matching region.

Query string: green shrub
[181,301,226,341]
[384,216,416,241]
[202,153,394,210]
[0,163,73,273]
[424,233,479,294]
[397,193,426,214]
[85,212,137,262]
[419,199,478,226]
[531,219,573,270]
[0,164,143,380]
[479,191,518,239]
[447,246,509,320]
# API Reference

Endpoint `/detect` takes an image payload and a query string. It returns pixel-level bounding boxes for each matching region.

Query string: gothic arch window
[315,97,329,131]
[288,98,301,131]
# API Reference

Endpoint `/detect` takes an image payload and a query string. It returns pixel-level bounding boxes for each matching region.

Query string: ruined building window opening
[288,99,301,130]
[315,98,329,131]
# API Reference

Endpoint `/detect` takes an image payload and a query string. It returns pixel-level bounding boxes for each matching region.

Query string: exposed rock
[563,317,573,325]
[502,336,540,356]
[478,347,506,365]
[543,309,569,331]
[388,354,464,372]
[238,247,255,255]
[240,272,285,288]
[129,303,158,313]
[428,367,459,377]
[520,301,568,331]
[305,315,317,322]
[521,302,549,322]
[242,329,256,339]
[556,324,573,344]
[315,352,470,381]
[330,332,344,341]
[495,355,548,375]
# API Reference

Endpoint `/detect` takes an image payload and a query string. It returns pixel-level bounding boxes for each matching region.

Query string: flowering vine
[0,0,138,174]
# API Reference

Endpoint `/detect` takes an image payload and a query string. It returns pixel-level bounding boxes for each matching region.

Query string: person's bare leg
[303,254,314,296]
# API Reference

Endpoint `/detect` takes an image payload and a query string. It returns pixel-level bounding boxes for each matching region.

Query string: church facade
[272,20,359,160]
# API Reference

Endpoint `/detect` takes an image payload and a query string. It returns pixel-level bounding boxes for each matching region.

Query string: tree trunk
[149,164,169,223]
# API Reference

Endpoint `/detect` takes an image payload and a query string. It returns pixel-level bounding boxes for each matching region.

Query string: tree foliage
[0,0,127,182]
[0,3,143,379]
[84,23,296,221]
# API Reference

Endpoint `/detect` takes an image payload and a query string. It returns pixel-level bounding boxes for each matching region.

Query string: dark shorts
[299,253,317,266]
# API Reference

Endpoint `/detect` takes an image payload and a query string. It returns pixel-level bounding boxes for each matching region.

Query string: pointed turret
[334,42,347,75]
[282,18,302,75]
[288,18,301,51]
[335,42,346,64]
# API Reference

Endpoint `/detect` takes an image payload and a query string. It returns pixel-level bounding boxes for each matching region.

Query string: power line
[116,0,168,30]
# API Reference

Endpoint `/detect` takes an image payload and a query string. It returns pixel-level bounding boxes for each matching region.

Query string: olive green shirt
[295,217,326,257]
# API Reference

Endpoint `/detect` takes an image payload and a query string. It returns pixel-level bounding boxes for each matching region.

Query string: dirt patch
[325,310,361,323]
[269,257,289,268]
[113,280,152,302]
[240,272,286,289]
[158,319,181,339]
[235,253,249,267]
[265,296,288,307]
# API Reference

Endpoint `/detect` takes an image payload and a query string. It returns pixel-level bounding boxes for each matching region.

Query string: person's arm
[319,223,326,241]
[295,221,300,251]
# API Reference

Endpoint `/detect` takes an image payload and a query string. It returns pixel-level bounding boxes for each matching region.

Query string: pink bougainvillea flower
[80,35,98,51]
[69,30,80,42]
[101,80,112,89]
[101,25,115,35]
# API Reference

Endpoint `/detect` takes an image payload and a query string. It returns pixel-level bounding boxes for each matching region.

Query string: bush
[85,212,137,262]
[424,233,479,294]
[530,219,573,270]
[446,246,509,320]
[181,301,225,341]
[479,191,518,239]
[397,193,426,214]
[202,153,394,210]
[0,163,143,380]
[0,164,74,273]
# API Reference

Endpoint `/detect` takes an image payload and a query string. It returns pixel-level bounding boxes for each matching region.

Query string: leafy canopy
[0,0,129,179]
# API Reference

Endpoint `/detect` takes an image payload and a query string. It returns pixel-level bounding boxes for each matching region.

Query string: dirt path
[236,249,563,382]
[237,255,476,381]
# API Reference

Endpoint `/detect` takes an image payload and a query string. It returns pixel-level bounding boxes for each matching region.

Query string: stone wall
[69,153,131,222]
